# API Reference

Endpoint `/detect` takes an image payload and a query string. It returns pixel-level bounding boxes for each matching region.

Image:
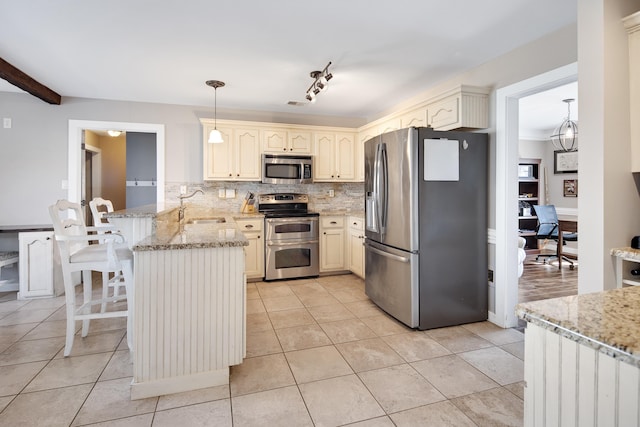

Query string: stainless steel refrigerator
[364,127,487,330]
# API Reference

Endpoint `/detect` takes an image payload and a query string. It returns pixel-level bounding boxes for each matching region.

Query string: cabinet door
[335,133,355,180]
[288,131,312,154]
[263,130,288,153]
[321,228,345,271]
[235,128,261,180]
[204,126,234,180]
[243,232,264,279]
[400,108,427,128]
[18,231,53,299]
[314,133,336,181]
[349,229,364,278]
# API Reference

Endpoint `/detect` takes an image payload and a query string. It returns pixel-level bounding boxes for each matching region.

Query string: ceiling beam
[0,57,61,105]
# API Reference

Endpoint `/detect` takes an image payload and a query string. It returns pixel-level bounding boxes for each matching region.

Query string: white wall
[578,0,640,292]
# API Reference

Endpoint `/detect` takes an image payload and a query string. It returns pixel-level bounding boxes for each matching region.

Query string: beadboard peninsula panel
[524,323,640,427]
[131,246,245,399]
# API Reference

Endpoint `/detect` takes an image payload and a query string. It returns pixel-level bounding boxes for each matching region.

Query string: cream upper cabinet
[263,129,312,154]
[378,118,402,136]
[400,108,427,128]
[203,124,260,181]
[314,132,356,181]
[426,85,489,130]
[625,11,640,171]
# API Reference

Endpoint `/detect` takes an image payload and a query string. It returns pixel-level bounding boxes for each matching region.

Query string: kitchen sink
[187,217,226,224]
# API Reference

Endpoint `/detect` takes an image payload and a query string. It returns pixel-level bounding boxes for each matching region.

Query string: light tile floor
[0,274,525,426]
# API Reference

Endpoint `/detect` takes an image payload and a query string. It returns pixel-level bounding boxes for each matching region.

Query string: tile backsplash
[166,181,365,213]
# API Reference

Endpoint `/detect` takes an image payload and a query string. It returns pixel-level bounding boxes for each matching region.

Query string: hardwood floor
[518,254,578,303]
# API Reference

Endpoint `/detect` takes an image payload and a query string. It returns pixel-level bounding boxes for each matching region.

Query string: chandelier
[550,98,578,152]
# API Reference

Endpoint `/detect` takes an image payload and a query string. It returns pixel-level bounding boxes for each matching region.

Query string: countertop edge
[516,306,640,368]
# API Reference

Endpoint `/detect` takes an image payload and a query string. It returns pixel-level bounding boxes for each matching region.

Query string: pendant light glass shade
[208,129,223,143]
[206,80,225,144]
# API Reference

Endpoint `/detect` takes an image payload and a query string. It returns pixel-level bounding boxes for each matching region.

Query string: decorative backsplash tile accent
[166,182,365,213]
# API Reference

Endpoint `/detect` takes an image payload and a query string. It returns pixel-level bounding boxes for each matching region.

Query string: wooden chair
[49,200,134,356]
[89,197,126,309]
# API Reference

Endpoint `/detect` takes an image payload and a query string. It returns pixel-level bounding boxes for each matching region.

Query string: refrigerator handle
[365,242,410,263]
[379,143,388,234]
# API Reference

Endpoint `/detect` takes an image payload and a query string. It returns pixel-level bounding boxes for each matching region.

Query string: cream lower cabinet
[320,216,346,272]
[202,125,261,181]
[348,217,365,278]
[18,231,58,299]
[315,132,356,182]
[235,217,264,280]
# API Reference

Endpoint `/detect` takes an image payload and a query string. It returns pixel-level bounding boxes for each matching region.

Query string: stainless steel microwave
[262,154,313,184]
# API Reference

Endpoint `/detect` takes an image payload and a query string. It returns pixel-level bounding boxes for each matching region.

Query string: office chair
[532,205,578,270]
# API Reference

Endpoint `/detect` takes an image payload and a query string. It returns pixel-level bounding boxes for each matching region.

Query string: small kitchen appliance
[261,154,313,185]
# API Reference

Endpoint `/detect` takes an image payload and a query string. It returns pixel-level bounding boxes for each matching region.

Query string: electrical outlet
[225,189,236,198]
[218,189,226,198]
[3,118,11,129]
[488,269,494,282]
[180,185,187,195]
[329,189,335,197]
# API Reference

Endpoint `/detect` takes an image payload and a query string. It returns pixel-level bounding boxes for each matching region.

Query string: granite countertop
[134,215,249,251]
[105,203,177,218]
[516,286,640,367]
[611,246,640,260]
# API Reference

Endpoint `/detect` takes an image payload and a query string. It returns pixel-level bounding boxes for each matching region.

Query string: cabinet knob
[237,173,240,177]
[228,173,232,177]
[323,232,327,235]
[283,148,287,151]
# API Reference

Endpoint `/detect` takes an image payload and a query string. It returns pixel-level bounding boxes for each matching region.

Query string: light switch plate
[225,189,236,198]
[180,185,187,195]
[218,189,226,198]
[3,118,11,129]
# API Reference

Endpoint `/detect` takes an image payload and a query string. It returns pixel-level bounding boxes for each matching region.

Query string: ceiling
[0,0,576,128]
[519,81,578,140]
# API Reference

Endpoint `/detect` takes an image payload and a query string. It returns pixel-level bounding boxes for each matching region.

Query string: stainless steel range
[258,193,319,281]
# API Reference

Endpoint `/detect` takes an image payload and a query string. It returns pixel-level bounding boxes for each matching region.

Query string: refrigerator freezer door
[364,128,418,252]
[364,240,419,328]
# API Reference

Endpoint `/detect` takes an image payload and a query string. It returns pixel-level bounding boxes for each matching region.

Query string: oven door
[265,217,318,241]
[265,239,319,280]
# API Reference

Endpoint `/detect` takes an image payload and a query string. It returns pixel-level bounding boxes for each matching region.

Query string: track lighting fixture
[305,62,332,103]
[206,80,225,144]
[550,98,578,152]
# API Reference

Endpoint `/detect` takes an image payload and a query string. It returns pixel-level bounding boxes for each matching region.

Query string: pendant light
[550,98,578,152]
[206,80,225,144]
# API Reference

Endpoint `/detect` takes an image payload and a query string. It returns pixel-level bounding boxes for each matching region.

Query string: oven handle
[266,217,319,224]
[266,239,319,247]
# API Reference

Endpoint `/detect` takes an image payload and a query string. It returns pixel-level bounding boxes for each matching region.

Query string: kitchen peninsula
[516,287,640,426]
[107,205,251,399]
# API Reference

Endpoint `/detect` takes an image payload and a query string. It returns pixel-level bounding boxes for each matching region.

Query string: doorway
[67,120,165,207]
[493,62,578,328]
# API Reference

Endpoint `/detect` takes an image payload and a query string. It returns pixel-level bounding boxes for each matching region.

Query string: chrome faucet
[178,189,204,222]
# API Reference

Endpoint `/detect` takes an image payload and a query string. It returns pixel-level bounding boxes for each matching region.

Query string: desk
[555,217,578,269]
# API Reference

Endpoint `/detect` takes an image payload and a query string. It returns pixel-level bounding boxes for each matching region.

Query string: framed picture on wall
[563,179,578,197]
[554,150,578,174]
